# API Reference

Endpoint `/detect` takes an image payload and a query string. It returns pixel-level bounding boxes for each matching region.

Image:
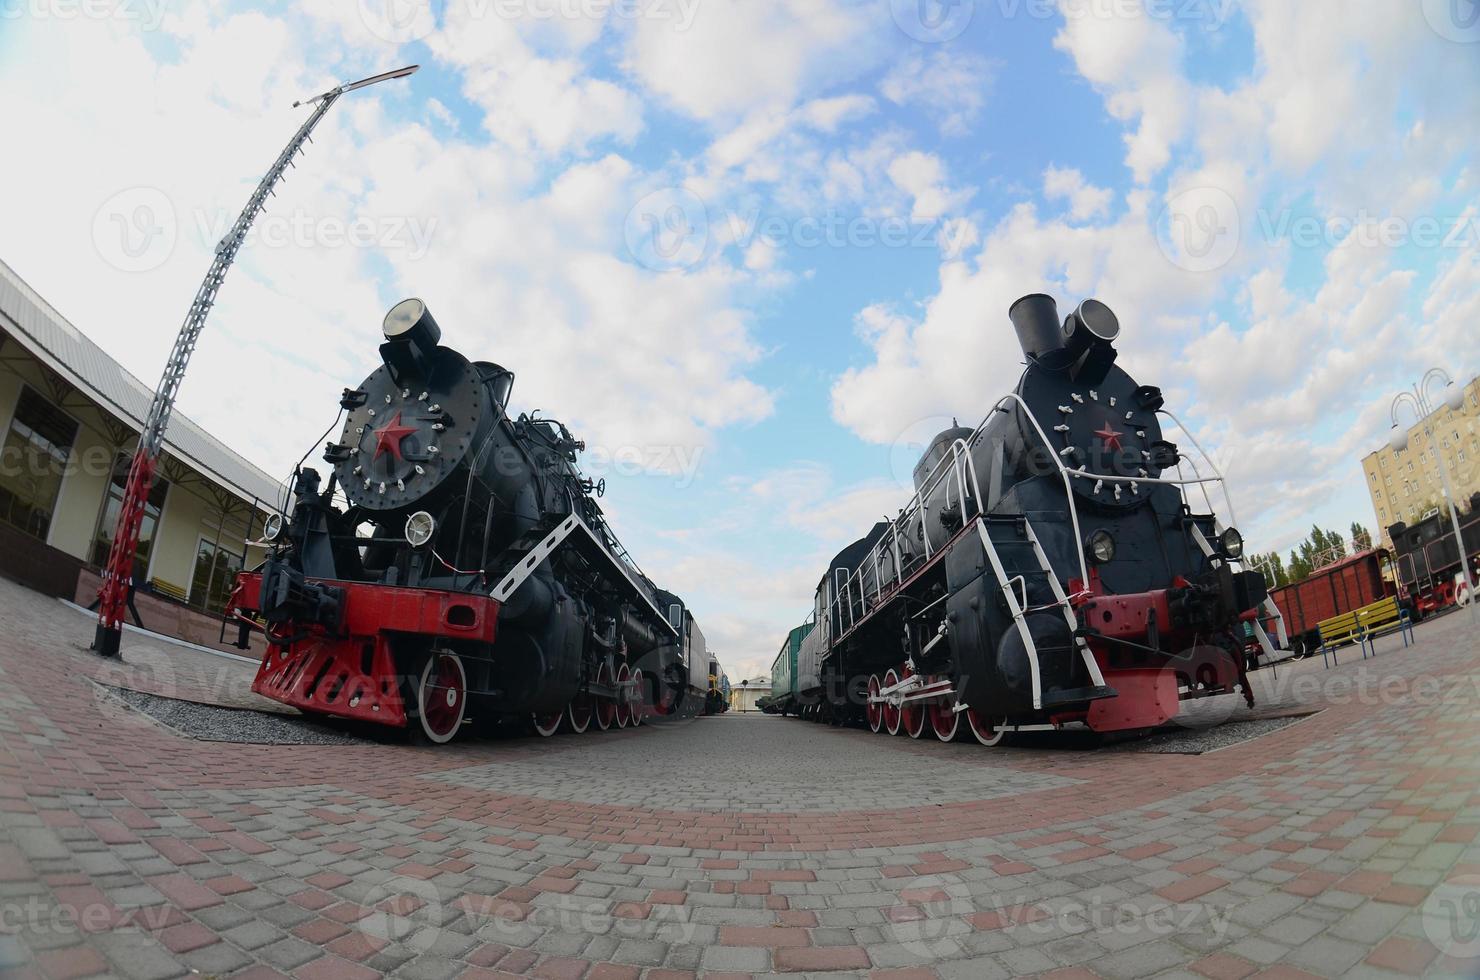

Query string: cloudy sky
[0,0,1476,680]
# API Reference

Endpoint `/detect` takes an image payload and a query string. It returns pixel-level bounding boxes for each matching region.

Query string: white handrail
[820,386,1247,645]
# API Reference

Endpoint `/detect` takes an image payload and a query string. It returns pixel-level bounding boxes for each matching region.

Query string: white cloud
[886,151,974,223]
[880,49,996,137]
[428,8,644,157]
[621,0,877,121]
[1052,0,1189,184]
[1043,165,1112,221]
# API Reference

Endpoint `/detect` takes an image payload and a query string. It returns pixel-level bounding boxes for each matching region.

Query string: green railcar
[769,620,814,716]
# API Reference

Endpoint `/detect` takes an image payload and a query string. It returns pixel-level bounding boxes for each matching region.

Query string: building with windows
[730,677,772,712]
[1361,375,1480,551]
[0,258,282,652]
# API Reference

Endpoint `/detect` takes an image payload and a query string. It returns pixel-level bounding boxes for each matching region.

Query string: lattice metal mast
[94,65,418,658]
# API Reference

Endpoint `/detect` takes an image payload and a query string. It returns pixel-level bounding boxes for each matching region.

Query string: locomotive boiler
[799,294,1283,743]
[228,299,704,742]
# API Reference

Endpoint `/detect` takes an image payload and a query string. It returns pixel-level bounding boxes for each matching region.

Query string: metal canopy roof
[0,257,285,510]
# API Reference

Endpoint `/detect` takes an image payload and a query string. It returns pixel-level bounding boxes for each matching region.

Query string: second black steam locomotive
[229,299,708,743]
[793,294,1278,743]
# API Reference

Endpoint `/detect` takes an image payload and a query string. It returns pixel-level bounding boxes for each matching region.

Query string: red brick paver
[1,576,1478,978]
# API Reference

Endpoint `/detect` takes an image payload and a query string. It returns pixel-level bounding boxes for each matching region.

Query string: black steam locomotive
[1388,493,1480,615]
[229,299,707,743]
[801,294,1277,743]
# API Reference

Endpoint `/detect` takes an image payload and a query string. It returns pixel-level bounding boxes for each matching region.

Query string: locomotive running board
[489,514,678,638]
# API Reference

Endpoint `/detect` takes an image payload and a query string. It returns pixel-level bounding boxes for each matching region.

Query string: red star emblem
[371,412,418,462]
[1093,423,1124,452]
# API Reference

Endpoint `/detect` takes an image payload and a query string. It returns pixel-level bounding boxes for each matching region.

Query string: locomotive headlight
[405,511,436,549]
[1219,527,1245,560]
[1086,529,1116,564]
[263,513,285,542]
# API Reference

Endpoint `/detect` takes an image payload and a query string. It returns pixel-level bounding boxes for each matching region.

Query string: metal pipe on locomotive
[227,299,706,742]
[792,294,1285,743]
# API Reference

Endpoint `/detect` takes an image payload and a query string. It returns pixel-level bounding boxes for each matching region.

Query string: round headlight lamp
[263,513,285,542]
[1086,529,1116,564]
[405,511,436,549]
[1219,527,1244,560]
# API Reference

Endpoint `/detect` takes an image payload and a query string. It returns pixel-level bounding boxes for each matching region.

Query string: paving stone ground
[2,573,1480,979]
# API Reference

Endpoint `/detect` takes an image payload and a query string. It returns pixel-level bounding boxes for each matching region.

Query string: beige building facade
[0,258,282,651]
[1361,375,1480,549]
[730,678,773,713]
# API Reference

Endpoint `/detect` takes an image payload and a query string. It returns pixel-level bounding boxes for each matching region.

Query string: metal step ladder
[972,516,1111,711]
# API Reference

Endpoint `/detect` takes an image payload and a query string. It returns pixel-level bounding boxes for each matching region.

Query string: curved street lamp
[1388,368,1476,624]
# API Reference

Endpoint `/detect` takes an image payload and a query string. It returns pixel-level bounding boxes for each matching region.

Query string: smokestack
[1008,293,1066,363]
[1062,298,1121,385]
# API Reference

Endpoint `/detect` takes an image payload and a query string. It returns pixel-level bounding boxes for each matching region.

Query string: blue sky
[0,1,1477,678]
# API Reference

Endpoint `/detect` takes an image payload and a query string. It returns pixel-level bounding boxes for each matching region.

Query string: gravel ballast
[92,682,373,745]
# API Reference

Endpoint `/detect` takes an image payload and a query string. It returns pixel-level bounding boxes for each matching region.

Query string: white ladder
[972,517,1108,710]
[1020,518,1109,690]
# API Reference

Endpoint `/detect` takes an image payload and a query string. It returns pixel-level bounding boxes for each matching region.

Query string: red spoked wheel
[965,707,1004,747]
[930,684,960,742]
[595,661,616,731]
[615,663,633,729]
[866,674,883,733]
[882,668,902,735]
[531,709,564,737]
[416,652,466,744]
[901,664,926,739]
[568,685,594,734]
[630,668,647,726]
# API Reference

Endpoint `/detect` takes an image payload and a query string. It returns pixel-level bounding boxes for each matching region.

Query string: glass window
[0,387,79,540]
[190,538,244,615]
[91,455,168,568]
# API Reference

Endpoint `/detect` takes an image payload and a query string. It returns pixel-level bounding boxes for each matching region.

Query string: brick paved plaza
[2,574,1479,979]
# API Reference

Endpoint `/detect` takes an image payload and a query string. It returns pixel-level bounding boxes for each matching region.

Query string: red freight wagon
[1265,548,1399,656]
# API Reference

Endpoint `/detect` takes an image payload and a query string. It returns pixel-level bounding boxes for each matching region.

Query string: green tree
[1350,522,1373,551]
[1250,551,1289,588]
[1289,547,1313,583]
[1285,525,1348,583]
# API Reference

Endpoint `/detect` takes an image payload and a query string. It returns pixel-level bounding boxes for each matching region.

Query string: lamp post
[92,65,418,658]
[1388,368,1476,625]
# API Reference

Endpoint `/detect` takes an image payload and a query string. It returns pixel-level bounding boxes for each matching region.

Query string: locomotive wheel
[595,662,616,731]
[965,707,1004,747]
[615,663,633,728]
[630,669,647,726]
[930,687,959,742]
[415,651,466,745]
[568,688,594,734]
[901,665,926,739]
[882,668,902,735]
[866,674,883,733]
[531,710,564,737]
